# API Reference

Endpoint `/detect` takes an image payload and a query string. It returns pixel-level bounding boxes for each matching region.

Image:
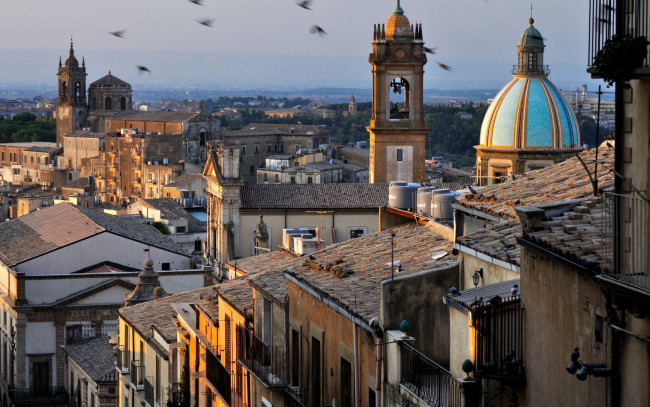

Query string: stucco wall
[458,252,519,290]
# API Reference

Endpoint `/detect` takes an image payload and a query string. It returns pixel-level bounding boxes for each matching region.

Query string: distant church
[55,40,134,145]
[367,0,428,184]
[475,17,582,186]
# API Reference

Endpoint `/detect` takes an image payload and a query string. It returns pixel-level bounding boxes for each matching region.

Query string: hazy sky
[0,0,598,91]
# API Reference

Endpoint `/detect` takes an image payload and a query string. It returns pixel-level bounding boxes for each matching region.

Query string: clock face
[395,49,405,58]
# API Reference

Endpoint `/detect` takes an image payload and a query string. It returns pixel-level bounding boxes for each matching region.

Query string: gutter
[452,202,510,223]
[454,242,520,273]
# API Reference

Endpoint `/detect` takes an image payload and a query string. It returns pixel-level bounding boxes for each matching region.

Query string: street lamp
[472,268,483,287]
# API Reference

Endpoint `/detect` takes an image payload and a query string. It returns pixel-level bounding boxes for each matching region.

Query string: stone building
[367,1,428,184]
[474,18,582,186]
[86,71,134,133]
[55,41,88,147]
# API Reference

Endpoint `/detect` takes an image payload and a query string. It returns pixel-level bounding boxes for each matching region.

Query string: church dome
[517,18,544,47]
[479,76,580,149]
[386,0,411,40]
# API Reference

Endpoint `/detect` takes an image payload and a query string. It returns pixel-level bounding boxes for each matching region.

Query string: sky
[0,0,602,92]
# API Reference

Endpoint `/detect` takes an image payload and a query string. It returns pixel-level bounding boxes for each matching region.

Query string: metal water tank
[416,187,435,216]
[431,190,458,220]
[388,181,420,210]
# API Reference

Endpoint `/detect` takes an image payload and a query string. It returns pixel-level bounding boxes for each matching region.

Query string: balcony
[400,342,463,406]
[600,192,650,292]
[284,387,307,407]
[472,300,525,385]
[237,332,285,388]
[588,0,650,70]
[144,377,154,407]
[115,345,129,374]
[206,349,231,405]
[511,64,550,76]
[8,387,68,405]
[130,360,145,390]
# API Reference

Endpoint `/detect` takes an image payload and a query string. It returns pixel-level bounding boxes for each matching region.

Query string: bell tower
[367,0,428,184]
[56,40,88,146]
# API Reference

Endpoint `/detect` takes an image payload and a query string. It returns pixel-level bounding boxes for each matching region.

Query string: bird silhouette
[310,25,327,37]
[309,254,316,261]
[511,284,519,296]
[188,0,204,5]
[467,185,477,194]
[423,46,437,55]
[196,18,215,27]
[501,240,515,249]
[448,285,459,296]
[137,65,151,75]
[504,250,511,260]
[297,0,313,10]
[470,296,483,307]
[109,30,126,39]
[437,62,453,72]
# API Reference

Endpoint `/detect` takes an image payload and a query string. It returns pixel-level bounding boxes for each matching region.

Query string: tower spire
[69,36,74,57]
[393,0,404,15]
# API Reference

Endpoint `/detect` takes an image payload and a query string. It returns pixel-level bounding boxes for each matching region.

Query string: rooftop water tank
[416,187,435,216]
[388,181,420,210]
[431,190,458,220]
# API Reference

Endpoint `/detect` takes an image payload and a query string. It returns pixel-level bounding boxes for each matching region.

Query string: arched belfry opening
[389,77,410,119]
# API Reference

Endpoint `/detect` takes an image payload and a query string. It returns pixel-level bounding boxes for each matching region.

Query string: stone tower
[56,40,88,146]
[348,95,357,114]
[367,0,428,184]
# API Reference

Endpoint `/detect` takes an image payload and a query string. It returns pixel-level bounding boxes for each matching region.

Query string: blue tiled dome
[480,77,580,149]
[517,18,544,47]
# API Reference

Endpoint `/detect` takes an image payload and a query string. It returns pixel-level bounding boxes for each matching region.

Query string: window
[368,389,377,407]
[311,337,321,406]
[341,358,352,407]
[105,97,113,110]
[161,263,171,271]
[30,156,34,163]
[194,240,202,252]
[241,145,246,155]
[291,176,296,184]
[307,177,313,184]
[349,228,366,239]
[176,226,186,233]
[274,174,279,182]
[250,165,255,175]
[528,52,537,69]
[397,149,403,161]
[255,145,259,153]
[280,144,284,153]
[264,173,268,181]
[291,329,300,386]
[268,144,272,153]
[120,96,127,111]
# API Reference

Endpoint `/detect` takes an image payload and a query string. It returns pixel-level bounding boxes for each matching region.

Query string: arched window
[120,96,126,110]
[389,77,410,120]
[105,97,113,111]
[199,129,207,146]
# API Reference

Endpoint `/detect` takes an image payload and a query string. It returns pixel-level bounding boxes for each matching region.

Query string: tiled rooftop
[63,337,117,383]
[522,196,612,272]
[0,203,189,268]
[216,278,257,319]
[456,220,522,266]
[445,279,521,310]
[457,143,614,219]
[165,172,204,189]
[240,183,388,209]
[141,199,205,233]
[119,285,217,344]
[226,251,297,304]
[285,223,457,324]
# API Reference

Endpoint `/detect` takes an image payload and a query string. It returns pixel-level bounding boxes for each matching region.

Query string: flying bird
[297,0,313,10]
[188,0,204,5]
[109,30,126,39]
[423,46,437,55]
[437,62,453,72]
[310,25,327,37]
[196,18,215,27]
[137,65,151,75]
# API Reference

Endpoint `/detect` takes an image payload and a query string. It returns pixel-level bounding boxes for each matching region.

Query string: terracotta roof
[240,183,388,209]
[216,278,257,318]
[522,196,613,272]
[285,223,457,324]
[227,251,297,304]
[0,203,189,267]
[108,111,198,123]
[457,143,615,219]
[456,220,522,266]
[63,337,117,383]
[118,285,217,344]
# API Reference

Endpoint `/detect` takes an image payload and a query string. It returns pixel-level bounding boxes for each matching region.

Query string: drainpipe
[375,334,383,407]
[353,322,359,407]
[284,295,290,386]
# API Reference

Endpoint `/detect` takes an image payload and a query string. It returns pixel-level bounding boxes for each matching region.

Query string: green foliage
[152,221,170,234]
[424,103,488,160]
[0,114,55,143]
[592,34,649,88]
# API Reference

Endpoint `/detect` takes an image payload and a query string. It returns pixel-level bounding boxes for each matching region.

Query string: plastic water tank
[431,190,458,220]
[388,181,420,210]
[416,187,435,216]
[87,176,93,185]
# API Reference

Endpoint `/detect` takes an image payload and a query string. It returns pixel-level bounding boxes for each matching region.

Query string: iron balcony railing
[237,332,286,388]
[285,387,307,407]
[472,298,525,384]
[400,342,463,406]
[588,0,650,67]
[601,192,650,291]
[130,360,145,390]
[144,377,154,406]
[206,348,231,405]
[115,345,129,374]
[511,64,550,76]
[8,386,68,403]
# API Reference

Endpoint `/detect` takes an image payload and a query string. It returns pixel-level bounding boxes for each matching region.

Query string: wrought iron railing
[588,0,650,67]
[285,387,307,407]
[8,386,67,402]
[130,360,144,390]
[601,192,650,291]
[237,332,286,387]
[400,342,463,406]
[144,377,155,406]
[115,345,129,373]
[472,299,525,383]
[206,349,231,405]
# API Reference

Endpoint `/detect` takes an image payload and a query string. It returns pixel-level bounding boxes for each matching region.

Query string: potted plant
[592,34,650,88]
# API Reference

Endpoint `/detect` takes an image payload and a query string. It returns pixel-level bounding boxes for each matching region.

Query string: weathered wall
[458,252,519,290]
